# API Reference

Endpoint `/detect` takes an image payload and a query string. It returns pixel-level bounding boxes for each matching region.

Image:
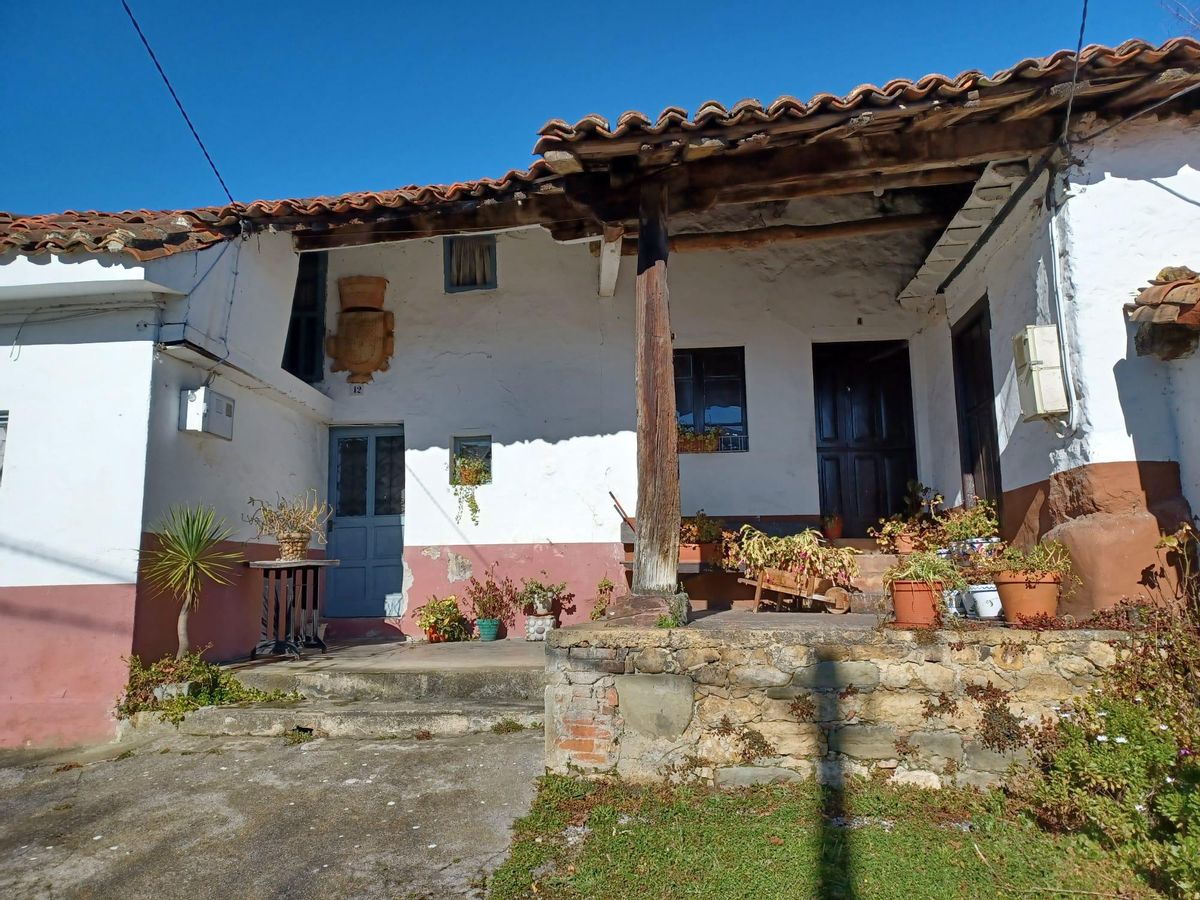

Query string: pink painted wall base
[0,584,137,748]
[330,541,626,640]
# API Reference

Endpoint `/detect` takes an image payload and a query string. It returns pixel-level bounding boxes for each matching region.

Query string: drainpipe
[1046,175,1081,438]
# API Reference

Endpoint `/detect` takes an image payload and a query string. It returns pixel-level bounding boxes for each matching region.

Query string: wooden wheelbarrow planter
[737,567,852,614]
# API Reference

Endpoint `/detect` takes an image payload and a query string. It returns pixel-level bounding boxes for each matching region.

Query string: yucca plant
[142,506,242,659]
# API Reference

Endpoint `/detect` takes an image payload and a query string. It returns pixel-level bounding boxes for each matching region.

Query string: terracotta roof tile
[1126,266,1200,326]
[6,38,1200,261]
[0,163,552,261]
[535,38,1200,150]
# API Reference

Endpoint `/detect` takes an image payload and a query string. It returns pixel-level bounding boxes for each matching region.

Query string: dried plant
[244,490,330,542]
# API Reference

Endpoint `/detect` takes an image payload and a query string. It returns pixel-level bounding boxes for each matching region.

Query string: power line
[1060,0,1090,148]
[120,1,235,205]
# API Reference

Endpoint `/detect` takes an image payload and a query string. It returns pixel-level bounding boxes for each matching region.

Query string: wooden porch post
[632,178,680,595]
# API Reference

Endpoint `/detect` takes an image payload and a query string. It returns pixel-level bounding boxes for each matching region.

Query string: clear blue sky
[0,1,1189,214]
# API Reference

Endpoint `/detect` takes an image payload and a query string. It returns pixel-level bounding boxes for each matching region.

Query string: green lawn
[488,776,1159,899]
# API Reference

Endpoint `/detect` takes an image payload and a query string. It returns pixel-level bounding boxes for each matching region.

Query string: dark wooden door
[952,299,1002,505]
[813,340,918,537]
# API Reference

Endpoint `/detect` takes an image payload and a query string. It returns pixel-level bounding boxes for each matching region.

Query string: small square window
[444,235,498,293]
[674,347,749,452]
[451,435,492,485]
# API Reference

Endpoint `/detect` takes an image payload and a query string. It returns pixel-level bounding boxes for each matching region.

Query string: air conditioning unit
[179,386,235,440]
[1013,325,1069,421]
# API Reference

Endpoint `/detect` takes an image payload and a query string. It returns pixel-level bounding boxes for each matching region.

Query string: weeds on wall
[116,652,298,726]
[1009,522,1200,896]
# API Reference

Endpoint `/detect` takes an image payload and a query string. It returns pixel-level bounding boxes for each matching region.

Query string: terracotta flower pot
[822,517,844,541]
[994,572,1061,622]
[338,276,388,310]
[679,542,721,566]
[894,534,917,555]
[425,628,445,643]
[891,580,943,626]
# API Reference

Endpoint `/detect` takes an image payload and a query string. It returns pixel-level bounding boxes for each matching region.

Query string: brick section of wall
[545,623,1126,788]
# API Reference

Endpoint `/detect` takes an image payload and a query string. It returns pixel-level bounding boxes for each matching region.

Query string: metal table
[247,559,340,659]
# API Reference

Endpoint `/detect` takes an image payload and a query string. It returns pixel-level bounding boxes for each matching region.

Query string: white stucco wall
[0,310,154,585]
[140,353,328,543]
[1060,115,1200,506]
[321,222,936,546]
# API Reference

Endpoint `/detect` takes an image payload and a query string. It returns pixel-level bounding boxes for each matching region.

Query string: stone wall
[545,623,1125,788]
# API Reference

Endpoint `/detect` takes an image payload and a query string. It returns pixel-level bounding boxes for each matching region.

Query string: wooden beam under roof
[616,211,950,255]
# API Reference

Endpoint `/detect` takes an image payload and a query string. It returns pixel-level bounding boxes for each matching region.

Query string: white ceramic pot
[965,583,1003,619]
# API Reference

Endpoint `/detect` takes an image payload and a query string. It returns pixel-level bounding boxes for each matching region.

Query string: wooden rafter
[617,212,950,255]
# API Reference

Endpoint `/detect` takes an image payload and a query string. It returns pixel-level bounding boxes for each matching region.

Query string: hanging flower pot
[337,276,388,310]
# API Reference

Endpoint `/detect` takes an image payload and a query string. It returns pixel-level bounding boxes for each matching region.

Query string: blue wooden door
[326,426,405,618]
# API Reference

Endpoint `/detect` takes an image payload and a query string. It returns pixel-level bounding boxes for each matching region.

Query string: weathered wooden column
[631,178,681,597]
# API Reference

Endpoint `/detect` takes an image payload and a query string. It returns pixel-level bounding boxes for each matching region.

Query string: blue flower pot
[477,618,501,641]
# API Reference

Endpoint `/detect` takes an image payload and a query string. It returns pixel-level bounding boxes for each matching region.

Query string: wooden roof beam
[617,211,949,255]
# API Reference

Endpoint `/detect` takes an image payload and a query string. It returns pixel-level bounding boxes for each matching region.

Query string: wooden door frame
[951,295,1001,507]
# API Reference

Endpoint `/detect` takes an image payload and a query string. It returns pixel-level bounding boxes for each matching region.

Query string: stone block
[634,648,671,674]
[730,664,790,687]
[791,660,880,692]
[1084,641,1118,669]
[879,662,955,692]
[772,644,816,671]
[910,730,963,763]
[697,694,759,726]
[675,648,720,671]
[827,724,898,760]
[891,768,942,789]
[1016,672,1077,702]
[963,741,1029,773]
[615,674,694,739]
[715,765,808,788]
[757,721,823,758]
[1055,655,1096,677]
[861,692,929,728]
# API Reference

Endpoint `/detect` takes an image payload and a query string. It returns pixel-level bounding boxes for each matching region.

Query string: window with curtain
[444,235,498,292]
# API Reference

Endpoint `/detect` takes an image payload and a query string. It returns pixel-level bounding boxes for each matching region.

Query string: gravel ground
[0,729,542,899]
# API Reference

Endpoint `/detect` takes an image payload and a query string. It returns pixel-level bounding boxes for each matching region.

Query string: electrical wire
[120,1,235,205]
[1059,0,1090,149]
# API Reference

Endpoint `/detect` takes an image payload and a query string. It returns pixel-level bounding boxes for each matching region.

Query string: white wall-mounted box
[179,386,235,440]
[1013,324,1069,421]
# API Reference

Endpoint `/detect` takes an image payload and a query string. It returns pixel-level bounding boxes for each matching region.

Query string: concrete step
[233,666,544,703]
[120,698,544,741]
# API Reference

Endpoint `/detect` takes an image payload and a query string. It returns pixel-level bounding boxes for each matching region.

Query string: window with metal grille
[443,235,497,293]
[674,347,749,452]
[282,251,327,384]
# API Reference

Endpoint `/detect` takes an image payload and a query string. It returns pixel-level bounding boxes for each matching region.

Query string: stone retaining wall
[545,623,1126,788]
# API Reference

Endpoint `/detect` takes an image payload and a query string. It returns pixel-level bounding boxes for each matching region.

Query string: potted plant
[451,453,490,526]
[463,566,519,641]
[245,490,331,561]
[680,510,726,566]
[883,551,966,627]
[677,425,723,453]
[415,595,470,643]
[961,563,1004,620]
[931,500,1000,559]
[986,541,1075,622]
[141,505,243,659]
[520,575,574,641]
[870,517,926,554]
[821,513,844,542]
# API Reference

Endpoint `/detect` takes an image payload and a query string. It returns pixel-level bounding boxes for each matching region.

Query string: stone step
[119,698,544,741]
[233,666,544,703]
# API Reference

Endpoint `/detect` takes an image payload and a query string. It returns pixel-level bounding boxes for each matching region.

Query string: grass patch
[487,776,1159,899]
[283,727,316,745]
[491,718,528,735]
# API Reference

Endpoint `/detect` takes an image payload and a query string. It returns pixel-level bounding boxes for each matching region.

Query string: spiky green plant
[141,506,242,659]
